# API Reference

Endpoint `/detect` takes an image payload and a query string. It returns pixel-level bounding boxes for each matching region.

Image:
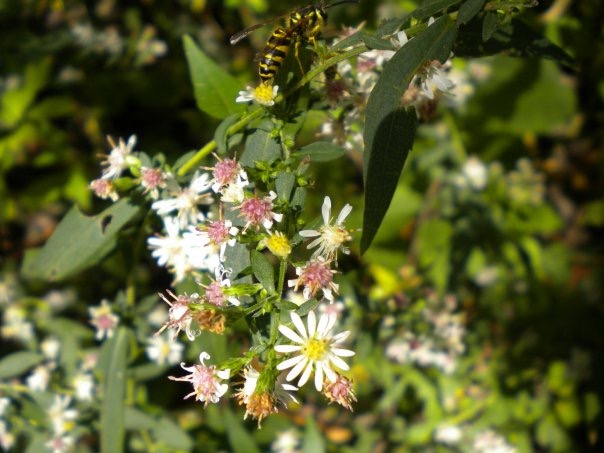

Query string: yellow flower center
[304,338,328,361]
[253,83,275,105]
[266,232,291,258]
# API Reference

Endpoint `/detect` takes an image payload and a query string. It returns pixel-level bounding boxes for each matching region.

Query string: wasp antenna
[325,0,360,9]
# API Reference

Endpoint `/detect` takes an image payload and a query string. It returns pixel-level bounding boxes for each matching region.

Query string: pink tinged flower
[45,434,75,453]
[156,290,199,341]
[197,219,239,261]
[101,134,137,180]
[89,300,119,341]
[168,352,230,406]
[322,374,357,411]
[89,178,119,201]
[288,258,339,302]
[299,196,353,261]
[237,191,283,231]
[140,167,166,199]
[275,311,355,392]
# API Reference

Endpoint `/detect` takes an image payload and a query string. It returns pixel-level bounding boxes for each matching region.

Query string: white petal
[321,196,332,224]
[277,354,305,371]
[299,229,320,238]
[322,361,337,383]
[290,312,308,339]
[316,313,330,336]
[336,204,352,225]
[332,330,351,343]
[297,361,314,388]
[332,347,355,357]
[314,363,324,391]
[329,354,350,371]
[198,351,210,364]
[307,311,317,337]
[274,344,302,353]
[286,357,308,381]
[278,325,305,344]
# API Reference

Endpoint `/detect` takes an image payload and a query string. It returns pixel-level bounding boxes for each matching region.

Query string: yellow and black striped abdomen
[258,28,292,84]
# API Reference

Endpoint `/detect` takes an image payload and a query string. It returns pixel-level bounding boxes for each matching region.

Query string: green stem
[277,259,287,296]
[177,107,265,176]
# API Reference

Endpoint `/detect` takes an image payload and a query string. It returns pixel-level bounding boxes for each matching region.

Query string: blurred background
[1,0,603,451]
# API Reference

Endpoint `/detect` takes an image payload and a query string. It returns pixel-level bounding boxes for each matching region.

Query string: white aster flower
[73,373,95,401]
[156,290,200,341]
[236,191,283,232]
[236,83,279,107]
[196,219,239,261]
[48,395,78,435]
[0,398,9,417]
[272,428,301,453]
[148,216,211,283]
[151,171,212,229]
[299,196,353,261]
[208,157,249,202]
[101,135,137,180]
[461,156,488,190]
[0,421,15,451]
[275,311,355,391]
[288,257,339,303]
[146,333,184,366]
[45,434,75,453]
[435,425,463,445]
[26,364,52,392]
[472,430,516,453]
[168,352,230,406]
[41,337,61,361]
[1,305,34,343]
[89,299,119,341]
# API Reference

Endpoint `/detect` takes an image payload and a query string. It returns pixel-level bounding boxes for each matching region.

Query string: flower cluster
[386,293,465,375]
[87,128,358,425]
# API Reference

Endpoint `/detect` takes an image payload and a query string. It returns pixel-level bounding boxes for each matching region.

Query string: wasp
[230,0,357,86]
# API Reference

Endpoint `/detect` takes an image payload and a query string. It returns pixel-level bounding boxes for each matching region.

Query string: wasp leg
[293,38,306,77]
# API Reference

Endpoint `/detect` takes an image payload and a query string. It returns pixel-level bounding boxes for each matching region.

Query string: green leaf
[21,199,140,282]
[100,327,128,453]
[295,141,347,163]
[361,34,396,51]
[361,16,457,254]
[482,10,500,41]
[302,415,325,453]
[455,18,574,67]
[214,113,241,152]
[183,35,244,119]
[416,219,453,292]
[154,416,194,451]
[224,409,261,453]
[0,352,44,380]
[251,250,275,293]
[124,407,157,430]
[224,242,252,283]
[457,0,486,25]
[412,0,462,21]
[275,171,296,202]
[240,125,282,167]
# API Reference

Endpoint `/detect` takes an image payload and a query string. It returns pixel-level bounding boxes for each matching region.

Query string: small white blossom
[435,425,463,445]
[0,421,15,451]
[45,434,75,453]
[48,395,78,435]
[101,135,137,180]
[89,299,119,341]
[26,364,52,392]
[156,290,199,341]
[272,428,301,453]
[151,171,212,229]
[73,373,95,401]
[0,398,9,417]
[299,196,353,260]
[1,305,34,343]
[275,311,355,391]
[146,333,184,366]
[169,352,230,406]
[41,337,61,361]
[472,430,516,453]
[236,84,279,107]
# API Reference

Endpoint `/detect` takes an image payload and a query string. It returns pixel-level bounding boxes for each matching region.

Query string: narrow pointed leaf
[362,16,457,254]
[251,250,275,293]
[100,327,128,453]
[457,0,486,25]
